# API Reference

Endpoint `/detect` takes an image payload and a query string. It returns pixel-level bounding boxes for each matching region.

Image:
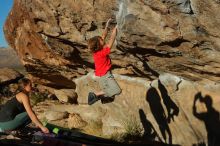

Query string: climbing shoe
[88,92,99,105]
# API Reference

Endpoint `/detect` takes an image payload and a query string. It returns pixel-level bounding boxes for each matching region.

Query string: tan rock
[44,110,69,121]
[54,89,78,104]
[30,72,220,145]
[67,113,87,129]
[31,70,220,145]
[4,0,220,85]
[3,0,220,145]
[36,84,56,95]
[74,72,220,145]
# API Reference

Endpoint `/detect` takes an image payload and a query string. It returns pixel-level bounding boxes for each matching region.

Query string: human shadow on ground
[146,86,173,144]
[193,92,220,146]
[139,109,163,142]
[158,80,179,123]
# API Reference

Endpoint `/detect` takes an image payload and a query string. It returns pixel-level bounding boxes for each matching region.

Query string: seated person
[0,78,49,133]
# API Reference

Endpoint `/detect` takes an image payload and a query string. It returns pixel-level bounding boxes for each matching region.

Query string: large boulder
[4,0,220,145]
[4,0,220,87]
[41,72,220,145]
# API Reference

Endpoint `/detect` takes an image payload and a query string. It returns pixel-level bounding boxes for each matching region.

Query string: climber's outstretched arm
[101,18,111,41]
[106,26,117,49]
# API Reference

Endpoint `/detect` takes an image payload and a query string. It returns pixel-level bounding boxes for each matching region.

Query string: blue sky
[0,0,13,47]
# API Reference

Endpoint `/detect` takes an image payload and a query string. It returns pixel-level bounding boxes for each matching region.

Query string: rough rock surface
[0,68,23,85]
[4,0,220,88]
[54,89,78,103]
[67,113,87,129]
[32,73,220,145]
[44,110,69,121]
[3,0,220,145]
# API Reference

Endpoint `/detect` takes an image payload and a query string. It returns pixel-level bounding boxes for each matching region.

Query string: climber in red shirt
[87,18,121,105]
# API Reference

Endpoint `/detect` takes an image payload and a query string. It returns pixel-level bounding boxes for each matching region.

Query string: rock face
[4,0,220,87]
[4,0,220,145]
[54,89,78,104]
[67,113,87,129]
[44,110,69,121]
[33,73,220,145]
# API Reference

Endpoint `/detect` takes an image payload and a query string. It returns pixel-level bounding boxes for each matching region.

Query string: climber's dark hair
[87,36,102,53]
[17,78,31,92]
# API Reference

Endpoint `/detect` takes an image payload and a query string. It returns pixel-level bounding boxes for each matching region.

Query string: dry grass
[110,117,143,143]
[30,92,47,106]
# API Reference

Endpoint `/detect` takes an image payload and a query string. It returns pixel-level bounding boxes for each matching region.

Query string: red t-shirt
[93,46,111,77]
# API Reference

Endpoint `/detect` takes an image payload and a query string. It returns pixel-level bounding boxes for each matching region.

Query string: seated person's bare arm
[19,93,49,133]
